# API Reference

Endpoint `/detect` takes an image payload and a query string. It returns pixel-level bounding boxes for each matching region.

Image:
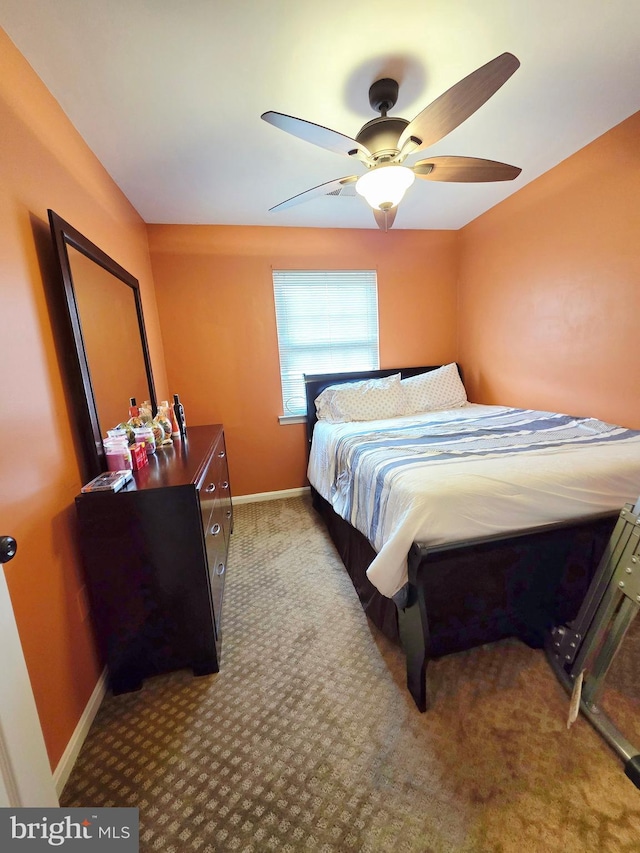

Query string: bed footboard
[311,487,616,711]
[399,515,617,711]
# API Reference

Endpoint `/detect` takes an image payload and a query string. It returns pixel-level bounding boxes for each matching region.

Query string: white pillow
[315,373,404,422]
[400,364,467,414]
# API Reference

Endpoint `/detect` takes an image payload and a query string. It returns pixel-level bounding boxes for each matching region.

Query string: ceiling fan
[261,52,522,230]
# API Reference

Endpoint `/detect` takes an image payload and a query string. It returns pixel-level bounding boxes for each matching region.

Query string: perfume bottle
[138,400,153,423]
[161,399,181,439]
[128,397,139,418]
[173,394,187,440]
[155,402,173,443]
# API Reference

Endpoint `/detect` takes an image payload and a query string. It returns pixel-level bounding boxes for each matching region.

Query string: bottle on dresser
[160,399,181,440]
[173,394,187,440]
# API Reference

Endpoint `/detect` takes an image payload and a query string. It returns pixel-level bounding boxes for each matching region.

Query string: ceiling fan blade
[414,156,521,182]
[269,176,359,212]
[397,52,520,153]
[261,111,371,160]
[373,207,397,231]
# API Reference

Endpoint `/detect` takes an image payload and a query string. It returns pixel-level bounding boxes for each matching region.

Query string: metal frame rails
[547,500,640,788]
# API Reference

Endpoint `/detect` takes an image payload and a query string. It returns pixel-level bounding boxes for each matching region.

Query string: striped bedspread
[308,405,640,602]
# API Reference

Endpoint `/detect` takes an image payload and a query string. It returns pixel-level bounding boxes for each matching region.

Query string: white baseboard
[53,667,108,796]
[233,486,310,505]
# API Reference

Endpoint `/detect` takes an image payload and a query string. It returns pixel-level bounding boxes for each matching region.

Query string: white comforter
[307,404,640,600]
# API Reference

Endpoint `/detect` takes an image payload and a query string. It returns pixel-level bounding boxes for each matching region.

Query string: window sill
[278,414,307,425]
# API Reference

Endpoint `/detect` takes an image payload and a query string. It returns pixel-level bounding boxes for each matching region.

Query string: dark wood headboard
[304,364,461,447]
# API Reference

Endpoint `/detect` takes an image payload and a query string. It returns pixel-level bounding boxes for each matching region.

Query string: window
[272,270,379,418]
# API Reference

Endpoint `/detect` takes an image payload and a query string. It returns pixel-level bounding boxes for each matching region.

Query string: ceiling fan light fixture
[355,164,415,211]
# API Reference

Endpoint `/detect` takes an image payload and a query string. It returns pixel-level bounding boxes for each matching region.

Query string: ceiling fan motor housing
[356,116,409,161]
[358,78,408,160]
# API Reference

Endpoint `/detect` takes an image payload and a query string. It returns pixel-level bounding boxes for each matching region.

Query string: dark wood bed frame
[304,365,617,711]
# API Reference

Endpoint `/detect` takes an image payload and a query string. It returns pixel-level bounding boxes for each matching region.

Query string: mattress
[307,404,640,602]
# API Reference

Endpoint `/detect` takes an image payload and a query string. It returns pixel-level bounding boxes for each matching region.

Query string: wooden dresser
[75,424,232,693]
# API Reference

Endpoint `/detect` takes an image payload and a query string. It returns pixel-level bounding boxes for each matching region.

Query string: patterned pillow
[315,374,404,422]
[400,364,467,414]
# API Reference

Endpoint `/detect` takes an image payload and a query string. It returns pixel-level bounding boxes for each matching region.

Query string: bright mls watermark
[0,808,138,850]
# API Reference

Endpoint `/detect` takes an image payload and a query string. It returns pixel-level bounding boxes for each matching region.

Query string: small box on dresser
[75,424,233,694]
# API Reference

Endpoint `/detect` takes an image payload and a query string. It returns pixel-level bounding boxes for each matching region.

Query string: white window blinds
[272,269,379,416]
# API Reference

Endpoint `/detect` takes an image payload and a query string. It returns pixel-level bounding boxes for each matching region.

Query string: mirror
[48,210,156,480]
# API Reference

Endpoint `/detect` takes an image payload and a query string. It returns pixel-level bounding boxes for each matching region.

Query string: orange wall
[147,225,459,496]
[458,110,640,428]
[0,29,168,771]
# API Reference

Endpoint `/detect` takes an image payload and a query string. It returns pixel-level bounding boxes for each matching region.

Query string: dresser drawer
[204,501,227,640]
[198,431,232,640]
[199,436,228,534]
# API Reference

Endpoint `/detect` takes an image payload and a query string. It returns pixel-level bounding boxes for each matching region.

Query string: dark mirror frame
[48,209,156,481]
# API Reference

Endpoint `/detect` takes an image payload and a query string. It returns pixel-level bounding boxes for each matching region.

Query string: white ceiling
[2,0,639,230]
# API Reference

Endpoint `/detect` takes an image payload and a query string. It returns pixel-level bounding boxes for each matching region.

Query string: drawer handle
[210,523,221,536]
[225,509,232,518]
[215,563,225,576]
[222,481,229,490]
[218,450,226,459]
[205,483,216,493]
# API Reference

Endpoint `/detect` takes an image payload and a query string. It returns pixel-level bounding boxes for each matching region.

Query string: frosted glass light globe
[356,164,415,210]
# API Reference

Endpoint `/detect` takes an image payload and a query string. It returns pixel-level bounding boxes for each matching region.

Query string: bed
[304,364,640,711]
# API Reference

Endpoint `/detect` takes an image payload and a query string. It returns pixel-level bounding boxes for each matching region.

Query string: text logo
[0,808,138,850]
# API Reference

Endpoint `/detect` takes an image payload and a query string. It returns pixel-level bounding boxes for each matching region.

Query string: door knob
[0,536,17,563]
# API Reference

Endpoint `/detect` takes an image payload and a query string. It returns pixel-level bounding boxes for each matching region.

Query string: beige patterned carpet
[61,495,640,852]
